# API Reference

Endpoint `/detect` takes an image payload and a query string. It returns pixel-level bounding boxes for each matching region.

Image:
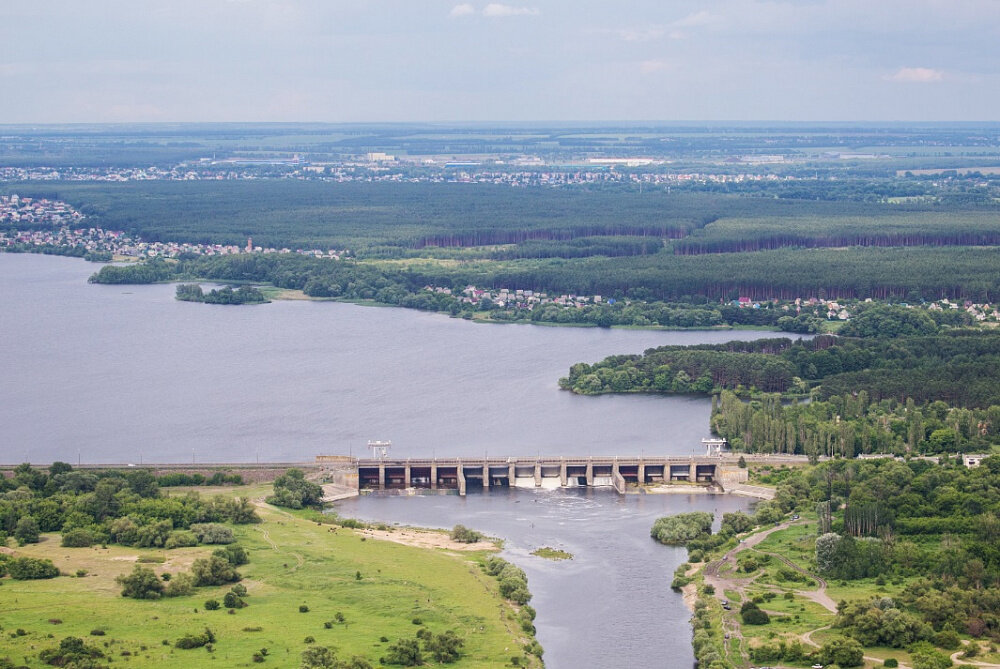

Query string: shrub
[450,525,484,543]
[164,530,198,549]
[14,516,40,545]
[223,591,246,609]
[213,544,250,566]
[90,629,106,636]
[650,512,714,545]
[423,630,464,664]
[266,469,324,509]
[204,600,221,611]
[38,637,105,666]
[190,523,235,545]
[175,628,215,649]
[884,660,899,668]
[817,636,864,667]
[384,638,423,666]
[8,557,60,580]
[164,572,196,597]
[61,529,95,548]
[191,555,240,586]
[740,601,770,625]
[299,605,310,613]
[117,565,165,599]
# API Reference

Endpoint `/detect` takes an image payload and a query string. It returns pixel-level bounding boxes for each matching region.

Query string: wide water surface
[339,489,754,669]
[1,253,796,463]
[0,253,777,668]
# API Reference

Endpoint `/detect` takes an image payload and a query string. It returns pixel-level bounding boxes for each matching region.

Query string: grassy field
[0,493,538,668]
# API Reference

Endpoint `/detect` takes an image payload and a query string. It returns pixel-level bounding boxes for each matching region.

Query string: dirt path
[950,645,1000,668]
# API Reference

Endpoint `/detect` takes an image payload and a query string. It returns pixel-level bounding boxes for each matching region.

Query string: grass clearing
[0,498,537,668]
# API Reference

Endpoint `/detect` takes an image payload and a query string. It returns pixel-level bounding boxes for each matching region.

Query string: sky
[1,0,999,123]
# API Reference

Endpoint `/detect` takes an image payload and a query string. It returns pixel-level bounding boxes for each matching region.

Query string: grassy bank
[0,490,539,668]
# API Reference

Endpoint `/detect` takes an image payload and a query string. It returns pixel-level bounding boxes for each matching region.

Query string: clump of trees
[266,469,323,509]
[650,512,713,545]
[485,557,532,606]
[176,283,269,305]
[449,525,484,543]
[38,637,105,667]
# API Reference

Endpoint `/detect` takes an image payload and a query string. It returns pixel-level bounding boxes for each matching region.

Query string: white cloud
[639,59,672,75]
[449,3,475,17]
[482,4,539,18]
[671,11,721,28]
[616,26,665,42]
[887,67,944,83]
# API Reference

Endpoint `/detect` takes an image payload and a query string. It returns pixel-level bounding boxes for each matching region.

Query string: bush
[117,565,165,599]
[740,601,770,625]
[817,636,864,667]
[191,555,240,586]
[190,523,235,545]
[266,469,323,509]
[165,530,199,549]
[163,572,196,597]
[8,557,60,580]
[90,629,106,636]
[300,605,310,613]
[14,516,40,545]
[384,638,423,666]
[650,512,714,545]
[213,544,250,566]
[175,628,216,650]
[223,591,246,609]
[38,637,105,666]
[450,525,484,543]
[61,529,95,548]
[423,630,464,663]
[204,599,221,611]
[884,660,899,668]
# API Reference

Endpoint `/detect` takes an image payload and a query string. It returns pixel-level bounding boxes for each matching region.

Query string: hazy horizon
[2,1,999,125]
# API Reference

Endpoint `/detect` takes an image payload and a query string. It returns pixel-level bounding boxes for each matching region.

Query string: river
[1,252,774,668]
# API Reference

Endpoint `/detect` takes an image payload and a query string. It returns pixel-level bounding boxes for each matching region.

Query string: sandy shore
[359,527,498,552]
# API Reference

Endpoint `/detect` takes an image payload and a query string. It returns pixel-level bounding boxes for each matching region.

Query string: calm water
[1,252,772,668]
[338,489,754,669]
[0,253,794,464]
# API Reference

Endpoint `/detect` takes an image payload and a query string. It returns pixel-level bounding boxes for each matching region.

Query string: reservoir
[0,253,794,464]
[1,252,773,668]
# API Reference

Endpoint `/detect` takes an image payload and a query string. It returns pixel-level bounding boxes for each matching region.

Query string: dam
[316,454,751,496]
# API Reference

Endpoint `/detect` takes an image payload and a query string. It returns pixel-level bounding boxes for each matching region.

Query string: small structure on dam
[315,454,748,497]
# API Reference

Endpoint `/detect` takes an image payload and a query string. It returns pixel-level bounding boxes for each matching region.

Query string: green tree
[14,516,40,545]
[116,565,165,599]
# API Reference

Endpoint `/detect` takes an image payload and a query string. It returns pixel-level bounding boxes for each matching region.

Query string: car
[792,514,800,520]
[721,604,731,610]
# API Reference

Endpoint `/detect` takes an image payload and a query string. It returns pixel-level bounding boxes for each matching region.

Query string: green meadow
[0,496,538,668]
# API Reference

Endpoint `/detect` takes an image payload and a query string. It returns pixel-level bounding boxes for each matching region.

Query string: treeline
[711,390,1000,457]
[563,330,1000,409]
[0,463,259,552]
[673,211,1000,254]
[88,244,1000,309]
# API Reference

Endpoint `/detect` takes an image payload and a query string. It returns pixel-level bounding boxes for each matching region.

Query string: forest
[562,325,1000,409]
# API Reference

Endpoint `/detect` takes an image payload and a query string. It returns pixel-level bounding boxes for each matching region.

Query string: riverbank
[0,485,541,668]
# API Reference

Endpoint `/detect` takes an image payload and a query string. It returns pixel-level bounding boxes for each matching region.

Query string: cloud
[449,3,475,17]
[671,11,720,28]
[615,26,665,42]
[482,4,539,17]
[886,67,944,83]
[639,59,672,75]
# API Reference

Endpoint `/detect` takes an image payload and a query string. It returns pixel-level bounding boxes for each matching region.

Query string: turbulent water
[338,488,754,669]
